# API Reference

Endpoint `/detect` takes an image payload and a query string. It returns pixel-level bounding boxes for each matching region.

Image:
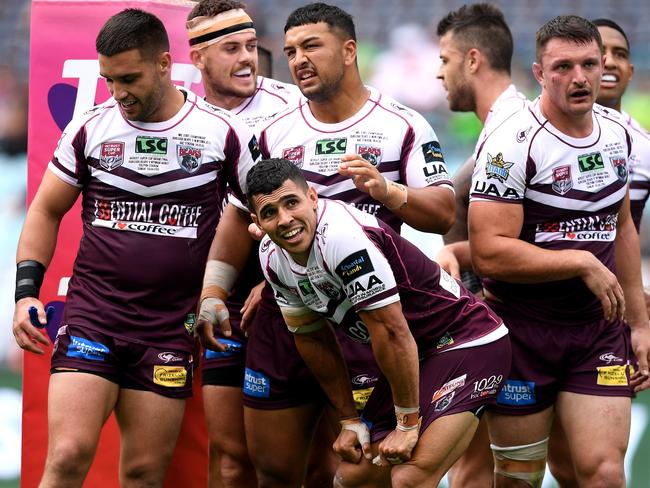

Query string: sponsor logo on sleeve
[205,339,243,359]
[610,156,627,182]
[336,250,375,285]
[422,141,444,163]
[596,365,628,386]
[485,152,513,183]
[315,137,347,155]
[153,365,187,387]
[282,145,305,168]
[135,136,167,154]
[346,275,386,301]
[66,336,110,361]
[99,141,125,171]
[248,135,261,161]
[244,368,271,398]
[497,379,536,405]
[356,144,382,166]
[177,145,203,173]
[577,151,604,172]
[552,165,573,195]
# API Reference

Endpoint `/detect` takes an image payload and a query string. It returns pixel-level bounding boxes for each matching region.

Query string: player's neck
[308,81,369,124]
[597,96,622,112]
[474,74,512,124]
[540,95,594,138]
[148,85,186,122]
[204,87,248,111]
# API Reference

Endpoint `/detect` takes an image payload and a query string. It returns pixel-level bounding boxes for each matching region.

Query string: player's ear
[532,62,544,87]
[307,186,318,209]
[466,48,480,74]
[189,48,205,70]
[158,51,172,74]
[250,211,260,227]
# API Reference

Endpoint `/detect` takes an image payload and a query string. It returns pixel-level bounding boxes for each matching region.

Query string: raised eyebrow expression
[259,194,300,218]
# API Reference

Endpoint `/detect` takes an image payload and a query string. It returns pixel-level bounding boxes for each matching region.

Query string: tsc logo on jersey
[610,157,627,182]
[552,165,573,195]
[315,137,347,155]
[485,152,513,183]
[336,250,374,285]
[422,141,444,163]
[177,145,203,173]
[578,151,604,172]
[298,279,315,296]
[356,145,382,166]
[282,145,305,168]
[135,136,167,154]
[99,141,125,171]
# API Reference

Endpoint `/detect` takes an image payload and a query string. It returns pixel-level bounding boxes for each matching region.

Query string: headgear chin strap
[187,8,255,50]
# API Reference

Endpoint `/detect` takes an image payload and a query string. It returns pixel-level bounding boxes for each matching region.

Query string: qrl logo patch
[99,141,124,171]
[177,145,203,173]
[356,144,382,166]
[153,365,187,387]
[282,145,305,168]
[552,165,573,195]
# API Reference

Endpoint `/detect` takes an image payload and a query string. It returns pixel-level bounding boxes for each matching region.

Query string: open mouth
[569,89,590,100]
[601,73,618,87]
[282,226,304,242]
[233,67,252,79]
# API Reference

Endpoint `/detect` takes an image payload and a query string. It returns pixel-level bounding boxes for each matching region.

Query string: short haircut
[591,18,630,52]
[246,159,308,210]
[284,2,356,41]
[437,3,513,74]
[187,0,246,21]
[96,8,169,59]
[536,15,602,62]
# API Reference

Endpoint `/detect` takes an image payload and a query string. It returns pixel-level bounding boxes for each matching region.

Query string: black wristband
[15,260,46,303]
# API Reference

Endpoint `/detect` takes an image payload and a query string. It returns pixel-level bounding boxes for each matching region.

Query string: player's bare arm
[469,200,625,321]
[614,191,650,389]
[339,154,455,234]
[197,202,255,350]
[358,302,420,465]
[444,156,475,244]
[13,169,81,354]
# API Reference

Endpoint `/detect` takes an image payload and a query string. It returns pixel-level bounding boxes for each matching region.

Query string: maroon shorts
[489,300,634,415]
[362,336,511,443]
[243,286,380,410]
[51,324,194,399]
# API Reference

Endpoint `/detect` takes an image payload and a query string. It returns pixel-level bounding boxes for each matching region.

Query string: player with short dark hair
[246,157,510,488]
[12,8,259,486]
[469,15,650,487]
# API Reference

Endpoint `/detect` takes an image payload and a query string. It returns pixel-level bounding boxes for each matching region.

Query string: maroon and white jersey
[622,111,650,231]
[231,76,302,130]
[259,200,506,358]
[472,84,528,160]
[257,86,452,232]
[470,99,631,326]
[48,88,259,352]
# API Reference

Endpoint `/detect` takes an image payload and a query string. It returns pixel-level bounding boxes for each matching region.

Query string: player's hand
[12,298,50,354]
[580,253,625,322]
[339,155,388,201]
[435,245,461,279]
[373,428,419,466]
[334,418,372,463]
[241,281,265,335]
[248,222,266,241]
[196,297,230,351]
[631,326,650,392]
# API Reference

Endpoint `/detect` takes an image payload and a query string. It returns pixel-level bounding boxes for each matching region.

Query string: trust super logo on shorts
[66,336,109,361]
[244,368,270,398]
[497,379,536,406]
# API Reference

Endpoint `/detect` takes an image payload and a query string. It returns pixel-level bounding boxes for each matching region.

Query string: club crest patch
[177,145,203,173]
[552,165,573,195]
[99,141,125,171]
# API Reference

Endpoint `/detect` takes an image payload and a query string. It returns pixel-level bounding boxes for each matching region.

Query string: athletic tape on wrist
[384,177,408,210]
[15,260,46,303]
[203,260,238,291]
[394,405,420,429]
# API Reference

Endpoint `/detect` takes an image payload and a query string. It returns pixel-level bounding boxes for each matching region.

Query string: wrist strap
[15,260,46,303]
[395,405,420,429]
[384,178,408,210]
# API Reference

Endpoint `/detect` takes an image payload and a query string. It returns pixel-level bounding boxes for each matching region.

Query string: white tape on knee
[491,438,548,488]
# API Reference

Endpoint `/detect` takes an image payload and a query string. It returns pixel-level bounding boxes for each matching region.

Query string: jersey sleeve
[223,115,261,204]
[402,113,453,191]
[326,223,399,312]
[47,112,93,187]
[470,126,527,203]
